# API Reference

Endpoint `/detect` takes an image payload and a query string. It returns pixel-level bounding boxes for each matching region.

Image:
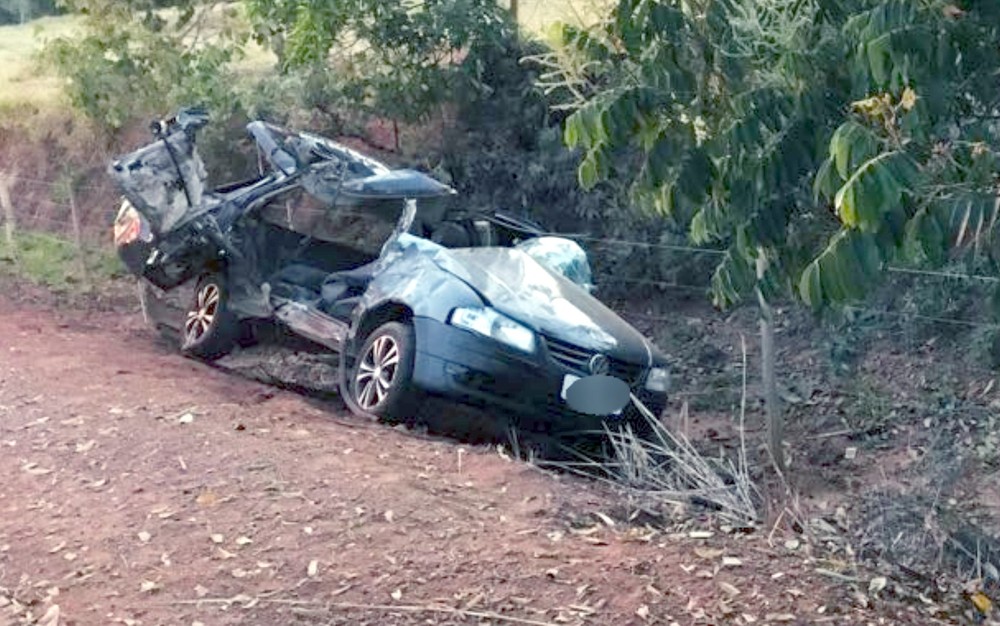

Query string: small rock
[719,581,741,597]
[37,604,60,626]
[139,580,160,593]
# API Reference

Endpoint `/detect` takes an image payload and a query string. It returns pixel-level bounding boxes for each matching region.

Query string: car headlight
[645,366,670,393]
[449,307,537,354]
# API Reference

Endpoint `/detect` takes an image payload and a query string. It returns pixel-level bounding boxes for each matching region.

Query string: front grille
[544,336,646,386]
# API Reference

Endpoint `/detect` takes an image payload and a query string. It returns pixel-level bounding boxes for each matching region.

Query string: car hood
[382,235,654,364]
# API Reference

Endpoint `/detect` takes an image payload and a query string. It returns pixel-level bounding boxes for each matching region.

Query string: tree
[243,0,515,149]
[539,0,1000,469]
[45,0,246,132]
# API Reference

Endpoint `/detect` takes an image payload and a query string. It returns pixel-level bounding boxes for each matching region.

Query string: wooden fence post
[756,247,785,473]
[67,183,90,288]
[0,171,19,266]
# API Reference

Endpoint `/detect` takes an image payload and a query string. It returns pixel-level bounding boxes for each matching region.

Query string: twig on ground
[163,597,562,626]
[814,568,862,583]
[809,429,857,440]
[768,507,786,548]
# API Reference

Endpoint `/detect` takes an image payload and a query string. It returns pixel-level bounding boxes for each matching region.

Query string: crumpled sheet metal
[514,236,596,292]
[373,231,618,351]
[108,131,209,236]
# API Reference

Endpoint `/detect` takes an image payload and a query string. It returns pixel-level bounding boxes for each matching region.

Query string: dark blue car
[110,110,671,432]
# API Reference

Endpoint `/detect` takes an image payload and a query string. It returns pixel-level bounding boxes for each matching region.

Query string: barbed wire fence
[3,167,1000,440]
[0,169,121,289]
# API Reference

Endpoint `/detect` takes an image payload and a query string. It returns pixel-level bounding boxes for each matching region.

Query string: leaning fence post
[66,182,90,288]
[0,171,18,266]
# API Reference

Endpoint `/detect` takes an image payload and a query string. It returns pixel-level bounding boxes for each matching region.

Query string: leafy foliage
[44,0,247,132]
[544,0,1000,311]
[244,0,515,131]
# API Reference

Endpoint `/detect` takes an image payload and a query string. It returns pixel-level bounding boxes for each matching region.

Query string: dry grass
[594,396,759,527]
[0,14,81,110]
[541,337,761,528]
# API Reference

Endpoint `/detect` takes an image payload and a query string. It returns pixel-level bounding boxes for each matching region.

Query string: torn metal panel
[246,121,298,175]
[108,131,210,236]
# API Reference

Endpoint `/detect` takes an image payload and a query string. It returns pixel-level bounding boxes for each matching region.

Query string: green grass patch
[0,1,611,113]
[0,14,81,109]
[0,230,124,290]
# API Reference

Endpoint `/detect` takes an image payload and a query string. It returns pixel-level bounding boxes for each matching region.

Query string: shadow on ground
[199,335,609,463]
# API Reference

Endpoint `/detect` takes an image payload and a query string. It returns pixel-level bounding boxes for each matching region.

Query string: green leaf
[867,33,891,85]
[579,151,599,190]
[710,250,754,309]
[806,229,887,308]
[647,133,672,187]
[564,113,581,148]
[814,157,840,202]
[677,147,712,203]
[799,261,823,310]
[834,151,912,231]
[690,208,713,245]
[830,121,878,180]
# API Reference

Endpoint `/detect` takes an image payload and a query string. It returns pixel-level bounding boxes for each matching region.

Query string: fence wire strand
[5,172,1000,332]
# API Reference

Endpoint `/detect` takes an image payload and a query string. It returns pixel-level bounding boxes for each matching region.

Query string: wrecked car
[109,108,671,430]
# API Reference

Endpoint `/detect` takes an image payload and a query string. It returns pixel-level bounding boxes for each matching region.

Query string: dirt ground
[0,295,951,626]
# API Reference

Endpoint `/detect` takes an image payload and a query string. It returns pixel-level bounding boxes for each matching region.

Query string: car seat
[267,264,330,301]
[317,261,380,318]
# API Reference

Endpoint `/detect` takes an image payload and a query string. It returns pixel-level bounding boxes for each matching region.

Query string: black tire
[180,273,238,361]
[340,321,417,422]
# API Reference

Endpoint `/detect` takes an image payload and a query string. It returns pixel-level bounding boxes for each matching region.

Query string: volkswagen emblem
[588,354,610,375]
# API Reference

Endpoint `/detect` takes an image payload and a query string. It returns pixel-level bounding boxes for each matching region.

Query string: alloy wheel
[355,335,400,409]
[184,282,220,344]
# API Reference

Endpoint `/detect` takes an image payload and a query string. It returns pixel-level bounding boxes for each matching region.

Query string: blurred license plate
[560,374,580,400]
[560,374,622,415]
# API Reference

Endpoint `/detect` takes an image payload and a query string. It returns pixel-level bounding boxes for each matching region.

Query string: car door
[255,188,384,278]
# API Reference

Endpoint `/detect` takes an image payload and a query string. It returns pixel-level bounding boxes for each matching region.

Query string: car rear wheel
[340,321,417,422]
[181,273,238,361]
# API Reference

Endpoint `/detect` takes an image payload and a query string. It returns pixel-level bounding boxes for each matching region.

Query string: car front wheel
[341,321,417,422]
[181,273,238,361]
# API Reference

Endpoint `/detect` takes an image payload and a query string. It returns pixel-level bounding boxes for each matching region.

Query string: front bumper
[410,317,667,429]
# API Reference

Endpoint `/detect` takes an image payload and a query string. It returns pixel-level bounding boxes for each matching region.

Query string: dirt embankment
[0,297,909,625]
[0,113,130,235]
